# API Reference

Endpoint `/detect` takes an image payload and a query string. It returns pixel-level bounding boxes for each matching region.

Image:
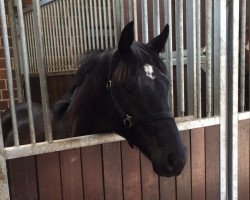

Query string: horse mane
[53,49,115,120]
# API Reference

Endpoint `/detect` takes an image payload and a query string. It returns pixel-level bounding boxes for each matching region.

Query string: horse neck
[53,69,113,139]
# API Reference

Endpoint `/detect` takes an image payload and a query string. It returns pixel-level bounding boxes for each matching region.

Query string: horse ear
[118,21,134,55]
[147,24,169,53]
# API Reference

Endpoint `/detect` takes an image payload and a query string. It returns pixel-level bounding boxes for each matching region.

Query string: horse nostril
[165,152,186,174]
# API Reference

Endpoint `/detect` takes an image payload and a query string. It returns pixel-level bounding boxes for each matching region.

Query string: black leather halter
[106,77,174,129]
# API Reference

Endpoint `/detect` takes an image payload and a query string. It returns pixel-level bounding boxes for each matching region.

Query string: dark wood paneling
[121,141,141,200]
[81,145,104,200]
[36,152,62,200]
[238,119,250,200]
[140,152,159,200]
[191,128,206,200]
[60,149,84,200]
[176,130,192,200]
[159,177,176,200]
[205,125,220,200]
[8,156,38,200]
[102,142,123,200]
[30,75,74,106]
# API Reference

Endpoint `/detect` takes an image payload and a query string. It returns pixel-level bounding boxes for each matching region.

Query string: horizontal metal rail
[3,116,221,160]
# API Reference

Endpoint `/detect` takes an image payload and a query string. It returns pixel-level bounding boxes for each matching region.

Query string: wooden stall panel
[176,130,192,200]
[81,145,104,200]
[60,149,84,200]
[238,119,250,200]
[205,125,220,200]
[140,152,159,200]
[159,177,176,200]
[8,156,38,200]
[36,152,62,200]
[102,142,123,200]
[121,141,142,200]
[191,128,205,200]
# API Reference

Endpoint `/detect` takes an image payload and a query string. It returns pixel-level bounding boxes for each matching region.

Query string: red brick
[0,69,7,79]
[0,100,8,111]
[0,80,6,90]
[0,59,6,68]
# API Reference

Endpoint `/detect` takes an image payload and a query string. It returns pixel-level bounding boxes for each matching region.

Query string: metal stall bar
[70,1,77,61]
[32,0,53,143]
[55,1,62,68]
[0,0,19,146]
[128,0,133,22]
[141,0,148,43]
[227,0,239,199]
[16,0,36,143]
[98,0,104,49]
[3,116,221,160]
[94,0,100,49]
[239,0,246,112]
[89,0,96,49]
[206,0,213,117]
[0,115,10,199]
[112,0,118,46]
[66,0,73,68]
[164,0,174,113]
[186,0,197,117]
[8,0,23,102]
[213,0,228,198]
[133,0,138,41]
[103,0,108,48]
[196,0,201,117]
[107,0,113,47]
[175,0,185,116]
[153,0,160,36]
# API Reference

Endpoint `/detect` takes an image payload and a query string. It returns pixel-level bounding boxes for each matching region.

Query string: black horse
[1,22,187,177]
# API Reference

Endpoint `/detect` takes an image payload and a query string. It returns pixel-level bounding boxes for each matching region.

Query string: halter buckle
[106,80,112,91]
[123,115,133,128]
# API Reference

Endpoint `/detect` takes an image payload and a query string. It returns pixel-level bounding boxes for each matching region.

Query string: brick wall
[0,1,32,112]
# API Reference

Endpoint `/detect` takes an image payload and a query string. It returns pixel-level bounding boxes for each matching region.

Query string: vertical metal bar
[103,0,108,48]
[72,0,78,58]
[141,0,148,43]
[196,0,201,118]
[71,0,77,62]
[66,0,73,68]
[128,0,133,21]
[164,0,174,113]
[85,0,92,49]
[112,0,118,46]
[119,0,124,31]
[107,0,113,47]
[32,0,53,143]
[55,1,62,68]
[46,5,53,71]
[228,1,239,199]
[16,0,36,143]
[153,0,160,37]
[133,0,138,41]
[50,4,57,71]
[0,115,10,199]
[98,0,104,49]
[8,0,23,102]
[213,0,228,198]
[77,0,84,53]
[94,0,100,49]
[25,15,32,73]
[206,0,212,117]
[89,0,96,49]
[175,0,185,116]
[186,0,197,117]
[239,0,246,112]
[0,0,19,146]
